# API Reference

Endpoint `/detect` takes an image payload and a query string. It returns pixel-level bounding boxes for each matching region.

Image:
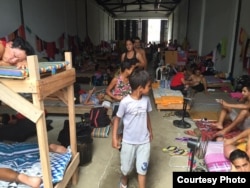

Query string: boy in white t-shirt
[112,68,153,188]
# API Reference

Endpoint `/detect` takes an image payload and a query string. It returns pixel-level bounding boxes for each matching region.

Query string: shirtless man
[133,36,147,69]
[0,37,34,69]
[212,84,250,137]
[187,67,208,94]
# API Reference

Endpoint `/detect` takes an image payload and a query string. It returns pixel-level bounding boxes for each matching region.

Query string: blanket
[204,141,231,172]
[195,120,241,141]
[0,142,71,188]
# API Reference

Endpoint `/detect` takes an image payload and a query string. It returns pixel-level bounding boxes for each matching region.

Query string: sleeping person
[0,37,35,69]
[0,144,67,188]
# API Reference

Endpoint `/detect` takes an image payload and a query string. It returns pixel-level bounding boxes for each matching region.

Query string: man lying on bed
[0,37,34,69]
[0,144,67,188]
[79,87,106,105]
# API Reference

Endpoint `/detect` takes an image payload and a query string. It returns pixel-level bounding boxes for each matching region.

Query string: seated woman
[170,65,189,96]
[187,67,208,94]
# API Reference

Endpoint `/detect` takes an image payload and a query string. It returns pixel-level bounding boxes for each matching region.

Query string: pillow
[92,125,110,138]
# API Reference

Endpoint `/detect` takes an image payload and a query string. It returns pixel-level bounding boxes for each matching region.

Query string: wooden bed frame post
[27,55,53,188]
[65,52,79,185]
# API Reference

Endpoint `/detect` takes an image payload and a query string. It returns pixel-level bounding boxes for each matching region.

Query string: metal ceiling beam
[97,2,178,6]
[95,0,180,17]
[111,9,171,12]
[96,0,116,17]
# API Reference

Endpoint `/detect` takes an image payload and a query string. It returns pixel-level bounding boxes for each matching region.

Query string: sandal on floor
[184,130,198,137]
[119,182,127,188]
[162,146,178,152]
[163,112,171,117]
[169,148,188,156]
[193,128,201,137]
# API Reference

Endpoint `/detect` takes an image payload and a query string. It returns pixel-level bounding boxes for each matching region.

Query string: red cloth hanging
[36,36,44,52]
[45,42,56,59]
[18,25,26,39]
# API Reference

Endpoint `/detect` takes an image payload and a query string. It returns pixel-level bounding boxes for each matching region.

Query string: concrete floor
[27,68,236,188]
[0,66,237,188]
[25,91,197,188]
[68,89,236,188]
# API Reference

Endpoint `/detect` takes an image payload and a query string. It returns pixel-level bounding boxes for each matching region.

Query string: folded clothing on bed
[0,142,72,188]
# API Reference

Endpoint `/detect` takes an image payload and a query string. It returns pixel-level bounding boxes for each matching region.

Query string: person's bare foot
[17,174,42,188]
[27,176,42,188]
[210,122,223,129]
[49,144,67,154]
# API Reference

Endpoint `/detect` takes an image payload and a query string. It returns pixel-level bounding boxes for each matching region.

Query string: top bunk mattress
[0,61,69,79]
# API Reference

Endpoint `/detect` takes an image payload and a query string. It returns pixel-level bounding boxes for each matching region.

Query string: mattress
[205,75,231,88]
[0,61,69,79]
[0,142,72,188]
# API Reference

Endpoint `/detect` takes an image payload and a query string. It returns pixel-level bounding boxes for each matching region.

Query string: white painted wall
[1,0,250,79]
[171,0,250,78]
[0,0,113,47]
[0,0,21,37]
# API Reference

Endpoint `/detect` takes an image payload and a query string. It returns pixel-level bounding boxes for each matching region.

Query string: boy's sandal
[162,146,178,152]
[119,182,127,188]
[119,177,127,188]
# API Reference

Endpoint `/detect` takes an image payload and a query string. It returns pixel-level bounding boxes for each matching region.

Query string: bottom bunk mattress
[0,142,72,188]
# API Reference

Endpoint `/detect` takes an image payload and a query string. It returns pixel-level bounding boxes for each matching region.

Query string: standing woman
[121,38,146,69]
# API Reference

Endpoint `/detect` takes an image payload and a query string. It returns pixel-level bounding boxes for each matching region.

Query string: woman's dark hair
[229,149,250,163]
[11,37,35,55]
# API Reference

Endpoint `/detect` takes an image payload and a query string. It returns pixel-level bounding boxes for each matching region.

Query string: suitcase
[77,139,93,166]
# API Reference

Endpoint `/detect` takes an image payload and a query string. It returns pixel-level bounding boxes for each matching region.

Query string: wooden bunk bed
[44,93,113,116]
[0,52,79,187]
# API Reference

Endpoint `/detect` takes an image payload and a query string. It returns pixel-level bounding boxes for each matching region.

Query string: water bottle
[160,80,165,88]
[165,80,170,89]
[103,73,108,85]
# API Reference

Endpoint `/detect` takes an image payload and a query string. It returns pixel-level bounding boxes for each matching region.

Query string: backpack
[89,107,111,128]
[57,120,93,147]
